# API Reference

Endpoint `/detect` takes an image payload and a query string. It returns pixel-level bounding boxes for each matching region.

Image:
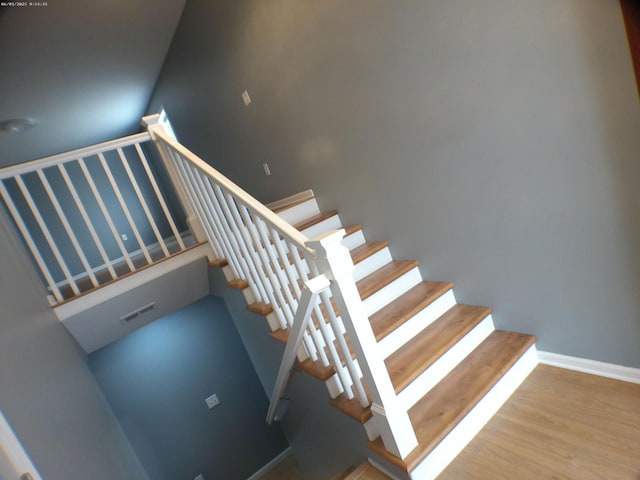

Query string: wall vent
[120,302,156,324]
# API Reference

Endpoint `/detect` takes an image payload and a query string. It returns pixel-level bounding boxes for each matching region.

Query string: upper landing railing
[0,127,192,304]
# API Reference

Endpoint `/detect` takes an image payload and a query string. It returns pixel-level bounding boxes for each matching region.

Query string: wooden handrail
[151,129,311,253]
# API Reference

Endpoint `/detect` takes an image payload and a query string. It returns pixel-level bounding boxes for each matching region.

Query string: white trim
[53,243,211,320]
[0,132,151,179]
[537,351,640,384]
[0,411,42,480]
[50,232,191,288]
[266,190,315,212]
[367,458,403,480]
[245,447,292,480]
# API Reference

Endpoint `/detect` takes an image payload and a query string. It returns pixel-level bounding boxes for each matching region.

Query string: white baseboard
[246,447,292,480]
[367,458,404,480]
[537,351,640,384]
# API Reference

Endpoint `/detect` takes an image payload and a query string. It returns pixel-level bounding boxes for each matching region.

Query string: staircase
[1,114,538,479]
[211,192,538,479]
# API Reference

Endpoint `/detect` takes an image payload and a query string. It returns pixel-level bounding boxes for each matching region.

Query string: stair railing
[0,131,191,304]
[266,273,331,423]
[146,116,419,459]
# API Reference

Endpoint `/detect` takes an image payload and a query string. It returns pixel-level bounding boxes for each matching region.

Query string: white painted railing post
[142,113,207,244]
[267,274,331,424]
[306,230,419,459]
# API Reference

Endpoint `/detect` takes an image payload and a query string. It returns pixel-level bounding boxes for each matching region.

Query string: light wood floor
[256,455,305,480]
[256,365,640,479]
[440,364,640,479]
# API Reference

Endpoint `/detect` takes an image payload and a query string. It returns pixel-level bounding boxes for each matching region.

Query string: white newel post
[306,230,419,459]
[142,113,208,244]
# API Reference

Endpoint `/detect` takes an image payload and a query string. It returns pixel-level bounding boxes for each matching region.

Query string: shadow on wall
[88,295,289,480]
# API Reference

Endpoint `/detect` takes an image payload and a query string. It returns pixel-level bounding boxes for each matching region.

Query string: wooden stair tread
[350,241,388,264]
[356,260,419,300]
[246,301,272,315]
[369,330,536,471]
[269,329,288,343]
[297,357,335,381]
[271,196,311,213]
[369,281,454,341]
[329,392,372,423]
[208,258,228,268]
[385,304,492,393]
[343,224,362,237]
[293,210,338,231]
[226,278,248,289]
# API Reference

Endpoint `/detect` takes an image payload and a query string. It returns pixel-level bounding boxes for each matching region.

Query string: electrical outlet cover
[205,394,220,409]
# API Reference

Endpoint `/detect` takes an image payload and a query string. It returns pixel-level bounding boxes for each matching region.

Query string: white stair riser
[222,265,235,281]
[377,290,457,359]
[276,198,321,225]
[342,229,366,250]
[364,419,380,442]
[265,311,280,331]
[323,359,365,400]
[353,247,393,282]
[398,315,495,411]
[326,373,343,399]
[300,215,343,238]
[409,346,539,480]
[363,267,423,317]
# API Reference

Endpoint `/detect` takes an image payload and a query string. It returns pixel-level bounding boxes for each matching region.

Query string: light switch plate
[241,90,251,106]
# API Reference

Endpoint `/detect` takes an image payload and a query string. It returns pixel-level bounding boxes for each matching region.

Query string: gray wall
[0,210,149,479]
[208,268,380,480]
[88,295,290,480]
[0,0,185,167]
[150,0,640,368]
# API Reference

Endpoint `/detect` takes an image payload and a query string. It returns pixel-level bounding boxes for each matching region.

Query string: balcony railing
[0,129,192,304]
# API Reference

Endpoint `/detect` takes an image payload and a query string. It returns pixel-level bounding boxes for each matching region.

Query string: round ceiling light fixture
[0,118,38,133]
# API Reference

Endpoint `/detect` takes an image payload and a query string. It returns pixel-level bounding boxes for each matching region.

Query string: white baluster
[0,180,63,302]
[15,175,80,296]
[77,157,134,271]
[134,143,186,250]
[36,168,98,288]
[144,119,207,243]
[116,148,169,257]
[217,188,287,328]
[57,163,117,280]
[251,213,322,360]
[97,152,152,264]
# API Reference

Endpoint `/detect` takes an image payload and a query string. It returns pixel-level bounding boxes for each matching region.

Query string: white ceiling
[0,0,185,167]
